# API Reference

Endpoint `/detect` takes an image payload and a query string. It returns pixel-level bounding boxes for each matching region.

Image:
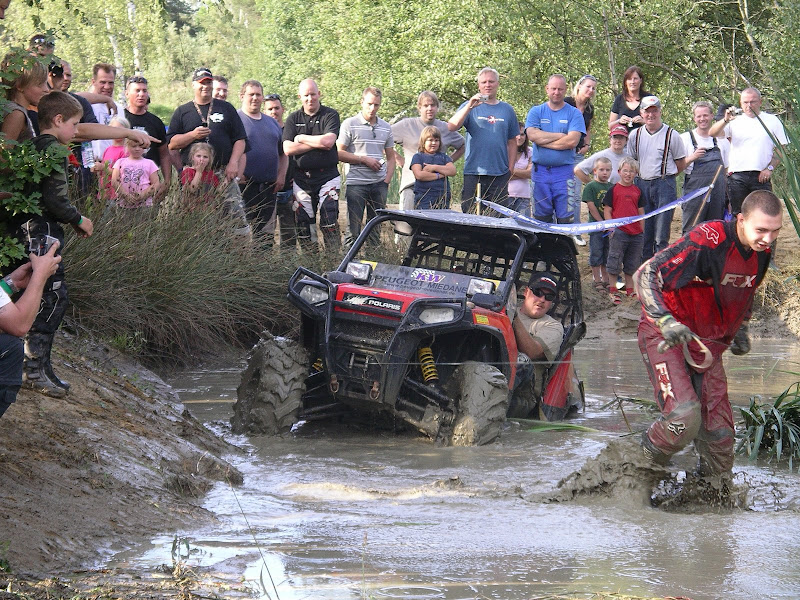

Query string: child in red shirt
[603,156,645,303]
[180,142,220,205]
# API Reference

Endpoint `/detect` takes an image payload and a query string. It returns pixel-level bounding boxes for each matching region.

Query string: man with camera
[337,87,396,245]
[168,67,247,180]
[0,244,61,418]
[448,67,518,213]
[709,88,788,216]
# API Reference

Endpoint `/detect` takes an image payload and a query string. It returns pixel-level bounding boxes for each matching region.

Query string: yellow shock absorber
[312,358,323,372]
[417,346,439,383]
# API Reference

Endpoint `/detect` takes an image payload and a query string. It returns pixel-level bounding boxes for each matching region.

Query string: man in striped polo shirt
[337,87,397,245]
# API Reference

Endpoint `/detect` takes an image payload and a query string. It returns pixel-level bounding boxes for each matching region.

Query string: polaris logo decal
[410,268,445,283]
[343,293,403,311]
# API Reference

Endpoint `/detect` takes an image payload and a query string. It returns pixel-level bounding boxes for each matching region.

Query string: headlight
[418,307,456,324]
[299,284,328,304]
[467,278,495,296]
[345,261,372,282]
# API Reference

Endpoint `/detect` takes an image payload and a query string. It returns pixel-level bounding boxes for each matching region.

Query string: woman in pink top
[507,123,532,216]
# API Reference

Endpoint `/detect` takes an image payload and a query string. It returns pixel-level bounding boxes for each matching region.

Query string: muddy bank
[0,329,244,579]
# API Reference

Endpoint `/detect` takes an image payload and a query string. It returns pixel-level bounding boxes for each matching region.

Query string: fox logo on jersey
[721,273,757,287]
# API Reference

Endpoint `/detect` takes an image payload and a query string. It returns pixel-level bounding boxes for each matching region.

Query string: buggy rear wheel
[231,332,309,434]
[445,362,509,446]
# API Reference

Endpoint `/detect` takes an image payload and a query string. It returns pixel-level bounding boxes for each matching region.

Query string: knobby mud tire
[231,332,309,434]
[445,362,509,446]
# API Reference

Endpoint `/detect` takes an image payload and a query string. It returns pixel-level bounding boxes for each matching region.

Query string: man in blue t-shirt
[448,67,519,213]
[525,74,586,223]
[238,79,287,243]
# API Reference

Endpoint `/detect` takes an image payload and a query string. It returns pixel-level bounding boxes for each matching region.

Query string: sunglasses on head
[265,93,281,101]
[579,74,597,84]
[531,288,556,301]
[127,75,148,85]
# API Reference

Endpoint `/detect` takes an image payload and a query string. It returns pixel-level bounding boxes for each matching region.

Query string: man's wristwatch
[2,275,19,294]
[767,165,775,171]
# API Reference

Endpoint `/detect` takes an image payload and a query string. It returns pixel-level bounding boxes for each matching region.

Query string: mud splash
[540,437,750,512]
[539,438,670,504]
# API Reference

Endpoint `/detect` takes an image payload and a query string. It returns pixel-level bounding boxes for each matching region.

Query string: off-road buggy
[232,209,585,445]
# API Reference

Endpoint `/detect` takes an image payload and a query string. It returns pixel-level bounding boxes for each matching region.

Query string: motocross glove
[657,315,693,350]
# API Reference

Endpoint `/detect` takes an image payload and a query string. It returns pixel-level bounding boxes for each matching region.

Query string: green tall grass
[737,384,800,471]
[63,190,339,364]
[760,94,800,236]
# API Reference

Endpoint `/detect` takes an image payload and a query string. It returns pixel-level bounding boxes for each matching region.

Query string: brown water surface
[111,338,800,600]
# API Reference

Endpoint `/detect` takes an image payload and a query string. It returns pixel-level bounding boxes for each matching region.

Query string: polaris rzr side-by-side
[232,209,586,445]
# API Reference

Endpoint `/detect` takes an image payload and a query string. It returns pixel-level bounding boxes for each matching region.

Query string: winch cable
[226,475,282,600]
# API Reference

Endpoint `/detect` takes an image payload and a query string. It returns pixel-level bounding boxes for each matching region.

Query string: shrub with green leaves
[737,384,800,471]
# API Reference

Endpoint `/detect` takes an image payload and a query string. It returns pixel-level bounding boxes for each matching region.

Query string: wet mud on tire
[231,332,309,434]
[444,362,509,446]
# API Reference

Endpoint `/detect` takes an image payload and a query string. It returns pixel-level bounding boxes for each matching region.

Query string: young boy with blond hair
[603,156,644,304]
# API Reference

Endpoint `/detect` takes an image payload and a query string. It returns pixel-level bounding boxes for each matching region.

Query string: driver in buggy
[511,272,564,402]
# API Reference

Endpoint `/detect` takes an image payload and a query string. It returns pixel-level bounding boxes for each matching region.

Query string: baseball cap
[640,95,661,110]
[609,124,629,137]
[192,67,213,82]
[529,273,558,295]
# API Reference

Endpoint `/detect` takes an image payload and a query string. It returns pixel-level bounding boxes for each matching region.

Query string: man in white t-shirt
[680,101,731,233]
[89,63,124,160]
[709,87,788,215]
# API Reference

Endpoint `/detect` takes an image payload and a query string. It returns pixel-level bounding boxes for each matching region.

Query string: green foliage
[737,384,800,471]
[1,0,797,131]
[764,90,800,238]
[0,140,71,267]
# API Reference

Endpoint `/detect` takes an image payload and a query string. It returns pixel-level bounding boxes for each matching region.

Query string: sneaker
[572,235,587,247]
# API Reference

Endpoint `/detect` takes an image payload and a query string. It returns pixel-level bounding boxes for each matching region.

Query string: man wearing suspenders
[680,101,730,234]
[627,96,687,261]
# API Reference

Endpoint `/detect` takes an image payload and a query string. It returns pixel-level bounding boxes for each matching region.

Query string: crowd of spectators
[0,11,791,413]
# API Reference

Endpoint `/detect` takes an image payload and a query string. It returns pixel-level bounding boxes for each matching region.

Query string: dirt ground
[0,205,798,599]
[0,331,252,597]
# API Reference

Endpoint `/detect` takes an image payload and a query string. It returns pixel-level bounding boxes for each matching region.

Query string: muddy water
[113,339,800,600]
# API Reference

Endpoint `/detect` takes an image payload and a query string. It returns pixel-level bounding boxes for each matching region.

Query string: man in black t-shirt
[282,78,341,251]
[125,75,170,190]
[168,67,247,181]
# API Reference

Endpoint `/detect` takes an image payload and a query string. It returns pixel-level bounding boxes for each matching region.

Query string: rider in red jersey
[634,190,782,474]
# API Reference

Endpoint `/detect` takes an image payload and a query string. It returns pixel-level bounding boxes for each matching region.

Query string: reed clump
[63,188,338,364]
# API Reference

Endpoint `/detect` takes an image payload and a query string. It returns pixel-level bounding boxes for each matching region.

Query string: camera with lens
[479,94,489,102]
[28,234,58,256]
[731,107,743,115]
[48,61,64,78]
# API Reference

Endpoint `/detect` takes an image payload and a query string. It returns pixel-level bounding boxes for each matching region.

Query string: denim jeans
[588,230,609,267]
[505,196,532,217]
[346,181,388,244]
[607,230,644,276]
[638,175,677,261]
